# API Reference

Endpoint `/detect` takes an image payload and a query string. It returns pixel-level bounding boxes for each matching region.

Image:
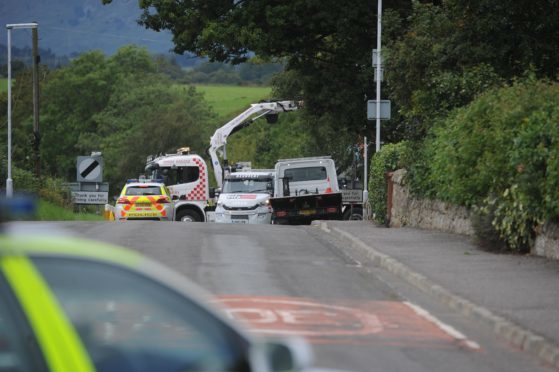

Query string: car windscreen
[284,166,327,182]
[222,178,273,194]
[125,186,162,196]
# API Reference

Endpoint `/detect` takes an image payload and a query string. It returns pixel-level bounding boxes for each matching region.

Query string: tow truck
[142,100,363,223]
[143,101,300,222]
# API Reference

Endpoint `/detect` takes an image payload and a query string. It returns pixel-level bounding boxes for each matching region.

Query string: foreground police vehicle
[215,169,275,224]
[0,230,316,372]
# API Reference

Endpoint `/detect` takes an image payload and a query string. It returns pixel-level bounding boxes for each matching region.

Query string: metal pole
[363,136,369,220]
[6,27,13,198]
[32,27,40,180]
[375,0,382,153]
[5,23,38,198]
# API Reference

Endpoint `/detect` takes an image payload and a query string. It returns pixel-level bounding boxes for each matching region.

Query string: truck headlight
[259,199,270,207]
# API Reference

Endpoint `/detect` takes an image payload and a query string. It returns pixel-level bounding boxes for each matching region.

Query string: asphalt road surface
[11,221,555,372]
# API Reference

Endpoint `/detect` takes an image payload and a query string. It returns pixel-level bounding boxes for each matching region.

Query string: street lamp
[5,22,38,198]
[375,0,382,153]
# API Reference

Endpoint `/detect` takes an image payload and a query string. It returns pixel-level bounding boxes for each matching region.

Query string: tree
[385,0,559,139]
[103,0,413,159]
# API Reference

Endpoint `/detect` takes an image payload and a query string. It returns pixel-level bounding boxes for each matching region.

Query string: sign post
[69,154,109,208]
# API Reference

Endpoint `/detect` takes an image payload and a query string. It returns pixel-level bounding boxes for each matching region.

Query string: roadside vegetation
[37,200,103,221]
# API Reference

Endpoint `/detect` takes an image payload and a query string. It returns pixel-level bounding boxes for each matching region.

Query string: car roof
[0,234,143,268]
[124,182,165,188]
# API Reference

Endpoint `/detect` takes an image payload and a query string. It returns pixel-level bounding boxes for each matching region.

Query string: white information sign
[71,191,108,205]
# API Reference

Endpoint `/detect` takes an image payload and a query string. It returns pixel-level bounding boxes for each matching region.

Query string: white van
[214,170,275,224]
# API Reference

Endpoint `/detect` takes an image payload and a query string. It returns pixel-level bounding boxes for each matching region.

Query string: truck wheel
[343,207,363,221]
[176,209,202,222]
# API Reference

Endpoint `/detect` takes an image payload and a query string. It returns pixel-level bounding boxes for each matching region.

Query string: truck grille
[222,205,258,211]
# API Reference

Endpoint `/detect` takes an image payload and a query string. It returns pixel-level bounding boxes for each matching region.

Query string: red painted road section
[216,296,479,350]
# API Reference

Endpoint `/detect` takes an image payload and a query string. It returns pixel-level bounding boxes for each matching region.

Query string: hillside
[0,0,173,56]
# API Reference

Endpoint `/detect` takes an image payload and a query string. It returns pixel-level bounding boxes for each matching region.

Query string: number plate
[299,209,316,216]
[128,212,159,217]
[231,220,247,224]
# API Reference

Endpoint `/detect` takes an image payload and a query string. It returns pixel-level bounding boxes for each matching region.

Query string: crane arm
[207,100,300,188]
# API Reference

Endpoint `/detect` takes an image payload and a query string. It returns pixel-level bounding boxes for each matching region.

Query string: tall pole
[375,0,382,153]
[5,23,38,198]
[32,27,40,180]
[363,136,369,220]
[6,27,13,197]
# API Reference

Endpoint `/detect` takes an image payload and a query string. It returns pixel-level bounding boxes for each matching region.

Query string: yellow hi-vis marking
[1,256,94,372]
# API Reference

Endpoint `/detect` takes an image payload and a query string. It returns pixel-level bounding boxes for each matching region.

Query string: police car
[0,232,314,372]
[115,180,174,221]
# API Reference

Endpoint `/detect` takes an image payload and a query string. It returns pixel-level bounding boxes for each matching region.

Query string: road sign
[341,189,364,203]
[77,156,103,182]
[71,191,108,205]
[367,100,391,120]
[63,182,110,205]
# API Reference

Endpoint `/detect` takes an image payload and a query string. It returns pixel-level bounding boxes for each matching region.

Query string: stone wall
[388,169,475,236]
[388,169,559,259]
[534,222,559,260]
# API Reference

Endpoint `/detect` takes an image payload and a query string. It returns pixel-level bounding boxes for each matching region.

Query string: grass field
[0,78,8,93]
[174,84,272,119]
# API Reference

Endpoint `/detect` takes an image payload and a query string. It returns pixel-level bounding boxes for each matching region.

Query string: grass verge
[37,200,104,221]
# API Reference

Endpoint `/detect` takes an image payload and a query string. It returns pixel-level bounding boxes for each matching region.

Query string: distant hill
[0,0,176,56]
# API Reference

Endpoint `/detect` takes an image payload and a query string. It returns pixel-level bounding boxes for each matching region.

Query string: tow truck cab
[145,148,214,222]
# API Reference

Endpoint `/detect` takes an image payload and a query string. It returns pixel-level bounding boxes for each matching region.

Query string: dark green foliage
[384,0,559,140]
[2,45,215,197]
[368,141,412,225]
[409,78,559,251]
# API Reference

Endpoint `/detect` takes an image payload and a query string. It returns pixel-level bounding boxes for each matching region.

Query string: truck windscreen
[222,178,273,194]
[284,167,327,182]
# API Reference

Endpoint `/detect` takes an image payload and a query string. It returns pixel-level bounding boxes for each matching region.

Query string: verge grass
[37,200,104,221]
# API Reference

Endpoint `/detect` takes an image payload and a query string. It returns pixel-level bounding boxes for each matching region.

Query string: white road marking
[404,301,481,350]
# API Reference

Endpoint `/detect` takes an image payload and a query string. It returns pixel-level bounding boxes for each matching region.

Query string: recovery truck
[143,101,300,222]
[143,99,363,223]
[270,157,344,225]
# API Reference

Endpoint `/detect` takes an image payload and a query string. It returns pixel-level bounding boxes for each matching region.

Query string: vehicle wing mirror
[250,337,313,372]
[214,188,221,198]
[210,187,220,199]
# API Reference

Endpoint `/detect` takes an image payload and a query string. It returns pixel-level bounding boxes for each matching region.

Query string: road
[13,221,554,372]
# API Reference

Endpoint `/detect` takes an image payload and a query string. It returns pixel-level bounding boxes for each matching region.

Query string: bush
[368,141,413,225]
[10,166,71,208]
[413,78,559,251]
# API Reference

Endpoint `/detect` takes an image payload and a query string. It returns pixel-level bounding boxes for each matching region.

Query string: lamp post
[5,22,38,198]
[375,0,382,153]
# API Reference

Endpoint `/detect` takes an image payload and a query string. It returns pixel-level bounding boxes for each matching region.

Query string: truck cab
[215,169,275,224]
[145,148,213,222]
[271,157,343,224]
